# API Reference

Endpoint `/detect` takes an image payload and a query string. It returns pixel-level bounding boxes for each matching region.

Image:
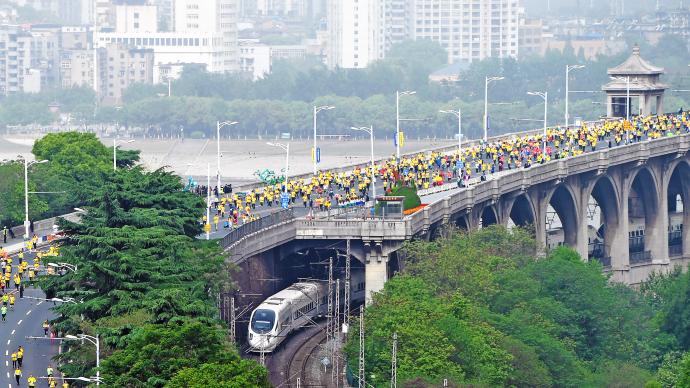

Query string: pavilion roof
[608,45,664,76]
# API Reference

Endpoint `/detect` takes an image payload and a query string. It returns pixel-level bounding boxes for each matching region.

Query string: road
[0,249,58,387]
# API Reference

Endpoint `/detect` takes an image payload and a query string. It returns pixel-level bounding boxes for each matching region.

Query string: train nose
[250,334,270,350]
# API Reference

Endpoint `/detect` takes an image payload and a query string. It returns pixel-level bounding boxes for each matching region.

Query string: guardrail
[220,208,294,249]
[630,250,653,265]
[670,244,683,257]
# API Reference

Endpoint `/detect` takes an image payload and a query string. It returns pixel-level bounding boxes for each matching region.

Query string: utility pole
[230,296,236,344]
[333,279,341,385]
[327,257,334,352]
[391,332,398,388]
[358,309,365,388]
[344,239,351,330]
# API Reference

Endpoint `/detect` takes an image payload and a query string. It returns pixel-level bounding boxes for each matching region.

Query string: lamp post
[47,262,78,273]
[528,91,549,157]
[18,157,48,239]
[113,139,135,171]
[439,108,462,155]
[396,90,416,160]
[611,76,631,122]
[611,75,631,143]
[267,142,290,196]
[350,126,376,199]
[565,65,585,128]
[23,296,81,304]
[206,163,210,240]
[312,105,335,175]
[64,334,100,386]
[216,120,238,192]
[484,76,504,142]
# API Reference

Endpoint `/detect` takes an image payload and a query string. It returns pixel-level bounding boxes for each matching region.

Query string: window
[250,309,275,334]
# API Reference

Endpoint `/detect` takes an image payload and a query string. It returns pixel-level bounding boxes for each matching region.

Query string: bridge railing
[630,250,653,265]
[220,208,294,249]
[670,244,683,258]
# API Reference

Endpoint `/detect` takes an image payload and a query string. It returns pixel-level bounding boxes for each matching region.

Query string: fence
[220,208,294,249]
[670,244,683,258]
[630,250,652,265]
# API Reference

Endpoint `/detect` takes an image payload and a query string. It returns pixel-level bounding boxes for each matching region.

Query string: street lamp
[64,334,100,386]
[17,156,48,239]
[565,65,585,128]
[267,142,290,196]
[396,90,416,160]
[439,108,462,155]
[22,296,81,303]
[350,126,376,199]
[48,262,78,272]
[38,377,102,383]
[610,76,631,122]
[611,75,632,143]
[313,105,335,175]
[527,91,549,157]
[216,121,238,192]
[113,139,135,171]
[484,76,504,142]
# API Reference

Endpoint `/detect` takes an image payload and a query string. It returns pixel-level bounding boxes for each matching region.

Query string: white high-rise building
[115,4,158,33]
[410,0,520,63]
[327,0,385,69]
[256,0,307,17]
[95,0,238,83]
[174,0,238,72]
[327,0,520,68]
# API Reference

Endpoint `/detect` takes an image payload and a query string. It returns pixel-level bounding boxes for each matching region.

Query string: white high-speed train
[248,272,365,353]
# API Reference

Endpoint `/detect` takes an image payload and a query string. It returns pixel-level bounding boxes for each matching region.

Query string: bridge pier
[365,253,388,305]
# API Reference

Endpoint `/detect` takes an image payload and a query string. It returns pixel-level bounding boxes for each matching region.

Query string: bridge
[223,130,690,306]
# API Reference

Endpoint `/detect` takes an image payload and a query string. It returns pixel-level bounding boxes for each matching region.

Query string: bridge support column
[364,251,388,305]
[609,171,631,282]
[532,191,549,257]
[652,170,670,265]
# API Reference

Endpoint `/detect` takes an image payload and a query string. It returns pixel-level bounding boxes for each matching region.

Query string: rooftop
[607,45,664,76]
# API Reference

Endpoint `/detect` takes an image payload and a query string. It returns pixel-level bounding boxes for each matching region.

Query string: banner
[316,147,321,163]
[399,131,405,147]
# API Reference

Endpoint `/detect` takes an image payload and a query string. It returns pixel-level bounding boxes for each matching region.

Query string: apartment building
[0,24,61,95]
[327,0,385,69]
[410,0,520,64]
[100,43,154,104]
[174,0,238,72]
[327,0,520,68]
[95,0,239,82]
[115,3,158,33]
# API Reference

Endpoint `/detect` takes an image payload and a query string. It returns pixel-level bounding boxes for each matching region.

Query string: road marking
[10,330,14,335]
[5,340,9,345]
[37,301,43,306]
[26,310,31,316]
[17,320,22,326]
[4,350,7,356]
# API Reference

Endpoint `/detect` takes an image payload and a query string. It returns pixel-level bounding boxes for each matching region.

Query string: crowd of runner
[1,243,70,387]
[199,112,690,231]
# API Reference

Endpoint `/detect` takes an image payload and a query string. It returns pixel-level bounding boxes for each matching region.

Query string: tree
[166,362,271,388]
[100,320,241,387]
[352,227,680,387]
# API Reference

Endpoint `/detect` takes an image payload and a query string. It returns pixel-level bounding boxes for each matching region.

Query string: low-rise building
[100,43,154,105]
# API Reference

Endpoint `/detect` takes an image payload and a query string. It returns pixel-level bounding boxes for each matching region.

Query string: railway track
[284,328,328,387]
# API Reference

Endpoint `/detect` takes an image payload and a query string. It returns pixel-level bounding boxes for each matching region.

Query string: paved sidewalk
[2,225,58,255]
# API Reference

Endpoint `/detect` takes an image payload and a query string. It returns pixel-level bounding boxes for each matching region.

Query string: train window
[250,309,275,334]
